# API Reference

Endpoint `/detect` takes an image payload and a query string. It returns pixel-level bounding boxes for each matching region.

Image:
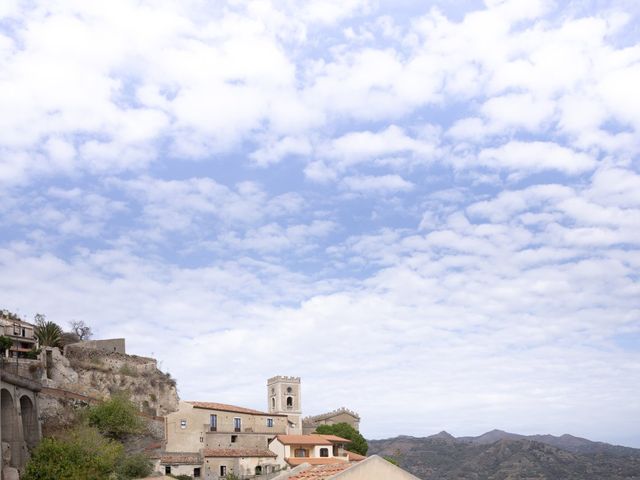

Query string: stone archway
[1,388,21,468]
[20,395,39,450]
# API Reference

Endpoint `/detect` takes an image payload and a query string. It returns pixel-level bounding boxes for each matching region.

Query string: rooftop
[276,434,343,446]
[159,453,201,465]
[188,401,285,416]
[286,457,350,467]
[203,448,277,458]
[288,462,352,479]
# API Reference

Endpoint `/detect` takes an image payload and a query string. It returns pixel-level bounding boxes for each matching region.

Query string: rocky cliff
[38,345,178,437]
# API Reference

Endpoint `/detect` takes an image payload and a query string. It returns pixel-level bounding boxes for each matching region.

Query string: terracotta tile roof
[160,453,201,465]
[203,448,277,458]
[346,451,366,461]
[276,434,333,446]
[288,462,353,478]
[188,401,285,416]
[286,457,350,467]
[316,434,351,443]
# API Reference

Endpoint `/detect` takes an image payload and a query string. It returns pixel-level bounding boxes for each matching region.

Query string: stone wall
[64,338,126,355]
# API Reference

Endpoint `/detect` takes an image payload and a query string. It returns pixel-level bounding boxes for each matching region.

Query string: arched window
[320,448,329,457]
[286,396,293,407]
[271,397,275,408]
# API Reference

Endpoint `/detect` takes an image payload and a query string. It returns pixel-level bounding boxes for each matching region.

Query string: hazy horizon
[1,0,639,448]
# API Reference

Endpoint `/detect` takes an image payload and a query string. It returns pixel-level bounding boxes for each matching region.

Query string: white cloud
[478,141,596,175]
[342,174,414,193]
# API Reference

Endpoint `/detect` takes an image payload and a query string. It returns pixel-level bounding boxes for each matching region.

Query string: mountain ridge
[368,431,640,479]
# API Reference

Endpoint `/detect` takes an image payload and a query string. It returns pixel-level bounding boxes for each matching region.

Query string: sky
[1,0,639,447]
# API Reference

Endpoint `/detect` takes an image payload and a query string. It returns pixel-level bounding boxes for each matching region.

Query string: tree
[34,317,63,348]
[70,320,92,341]
[23,426,123,480]
[88,394,145,439]
[315,423,368,456]
[0,335,13,354]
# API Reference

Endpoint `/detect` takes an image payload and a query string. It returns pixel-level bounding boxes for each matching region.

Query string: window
[220,466,227,476]
[287,386,292,393]
[286,397,293,407]
[234,417,241,432]
[267,418,273,428]
[180,419,187,429]
[320,448,329,457]
[13,324,20,335]
[21,328,25,337]
[210,414,217,432]
[294,448,308,457]
[255,466,262,475]
[165,466,171,474]
[231,435,238,443]
[271,397,275,408]
[193,467,201,478]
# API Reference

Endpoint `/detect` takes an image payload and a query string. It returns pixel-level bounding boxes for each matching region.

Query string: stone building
[162,401,288,478]
[0,316,38,359]
[302,408,361,435]
[159,376,362,479]
[267,376,302,435]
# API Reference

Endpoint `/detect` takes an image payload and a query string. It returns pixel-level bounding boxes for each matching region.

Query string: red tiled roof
[316,434,351,443]
[160,453,201,465]
[188,401,285,416]
[276,434,332,446]
[286,457,350,467]
[203,448,277,458]
[289,462,353,478]
[346,451,366,461]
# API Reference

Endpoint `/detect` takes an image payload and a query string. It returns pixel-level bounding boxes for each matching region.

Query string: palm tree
[34,319,63,348]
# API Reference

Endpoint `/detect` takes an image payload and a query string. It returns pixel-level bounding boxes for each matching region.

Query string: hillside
[368,432,640,480]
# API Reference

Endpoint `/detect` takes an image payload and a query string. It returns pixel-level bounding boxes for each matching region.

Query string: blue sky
[1,0,640,447]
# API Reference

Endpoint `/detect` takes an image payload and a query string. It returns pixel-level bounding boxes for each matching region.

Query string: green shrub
[0,335,13,353]
[88,394,144,439]
[23,426,123,480]
[115,452,153,479]
[119,363,138,377]
[315,423,368,455]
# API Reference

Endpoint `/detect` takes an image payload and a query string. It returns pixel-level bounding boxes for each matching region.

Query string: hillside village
[0,311,418,480]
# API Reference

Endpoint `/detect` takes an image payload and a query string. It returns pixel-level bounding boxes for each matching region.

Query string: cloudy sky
[1,0,640,446]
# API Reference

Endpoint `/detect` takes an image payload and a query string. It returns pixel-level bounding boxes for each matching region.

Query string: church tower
[267,376,302,435]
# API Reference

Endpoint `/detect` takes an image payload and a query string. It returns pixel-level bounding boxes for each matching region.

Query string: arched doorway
[20,395,39,450]
[1,388,21,467]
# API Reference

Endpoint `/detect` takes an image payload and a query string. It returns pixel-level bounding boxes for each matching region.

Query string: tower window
[271,397,275,409]
[286,397,293,407]
[287,386,292,393]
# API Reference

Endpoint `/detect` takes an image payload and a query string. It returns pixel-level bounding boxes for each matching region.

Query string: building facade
[302,408,361,434]
[163,401,288,479]
[0,316,38,359]
[267,376,302,435]
[159,376,362,479]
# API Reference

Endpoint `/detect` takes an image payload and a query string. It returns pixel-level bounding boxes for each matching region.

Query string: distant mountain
[456,429,640,457]
[368,431,640,479]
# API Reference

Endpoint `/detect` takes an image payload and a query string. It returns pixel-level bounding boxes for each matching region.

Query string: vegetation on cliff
[24,396,153,480]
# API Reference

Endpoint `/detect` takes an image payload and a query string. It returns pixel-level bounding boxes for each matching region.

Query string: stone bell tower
[267,376,302,434]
